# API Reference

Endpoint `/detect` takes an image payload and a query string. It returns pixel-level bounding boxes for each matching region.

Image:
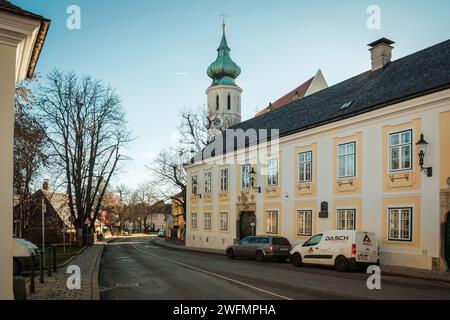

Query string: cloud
[168,72,189,76]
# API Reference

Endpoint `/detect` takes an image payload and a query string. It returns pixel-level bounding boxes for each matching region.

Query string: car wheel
[227,249,235,260]
[255,251,265,263]
[335,256,349,272]
[13,258,21,276]
[291,253,303,267]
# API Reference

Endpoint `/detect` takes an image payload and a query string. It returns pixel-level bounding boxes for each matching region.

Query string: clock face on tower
[213,118,221,126]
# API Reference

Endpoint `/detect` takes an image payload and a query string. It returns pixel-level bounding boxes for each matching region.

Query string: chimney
[43,179,49,191]
[368,38,395,71]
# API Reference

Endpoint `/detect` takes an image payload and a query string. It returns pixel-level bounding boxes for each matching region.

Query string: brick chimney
[43,179,49,191]
[368,38,395,71]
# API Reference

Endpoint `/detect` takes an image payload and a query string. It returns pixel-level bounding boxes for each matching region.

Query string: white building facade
[186,36,450,271]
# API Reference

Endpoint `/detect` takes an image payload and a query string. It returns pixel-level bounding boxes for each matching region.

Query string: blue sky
[14,0,450,189]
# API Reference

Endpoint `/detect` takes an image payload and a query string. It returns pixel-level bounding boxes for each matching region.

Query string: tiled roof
[0,0,45,20]
[195,39,450,161]
[232,39,450,138]
[256,77,314,116]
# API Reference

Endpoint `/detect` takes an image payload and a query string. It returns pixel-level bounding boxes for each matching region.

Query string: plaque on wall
[319,201,329,218]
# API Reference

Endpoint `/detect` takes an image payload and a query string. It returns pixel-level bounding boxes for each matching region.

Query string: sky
[14,0,450,190]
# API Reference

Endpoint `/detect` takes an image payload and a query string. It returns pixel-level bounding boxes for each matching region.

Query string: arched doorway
[446,213,450,270]
[239,212,256,240]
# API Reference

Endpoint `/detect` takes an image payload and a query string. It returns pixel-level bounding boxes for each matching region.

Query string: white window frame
[204,172,211,194]
[337,209,356,230]
[266,210,278,234]
[220,212,229,231]
[220,169,228,192]
[389,130,413,172]
[297,210,312,236]
[388,207,413,242]
[267,158,279,186]
[191,175,198,195]
[204,212,212,230]
[338,142,356,178]
[241,164,251,189]
[191,212,198,229]
[298,151,313,183]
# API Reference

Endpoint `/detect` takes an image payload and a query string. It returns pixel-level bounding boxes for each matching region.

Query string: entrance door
[446,213,450,270]
[239,212,256,240]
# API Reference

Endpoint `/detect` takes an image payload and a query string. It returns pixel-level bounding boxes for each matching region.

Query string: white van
[290,230,379,272]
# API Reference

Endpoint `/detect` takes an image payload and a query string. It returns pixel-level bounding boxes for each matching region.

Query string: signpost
[250,215,256,236]
[41,198,46,267]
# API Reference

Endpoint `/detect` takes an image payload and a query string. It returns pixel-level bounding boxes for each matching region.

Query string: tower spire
[220,11,228,34]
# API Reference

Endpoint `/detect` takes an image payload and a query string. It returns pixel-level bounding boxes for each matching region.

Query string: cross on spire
[220,11,228,33]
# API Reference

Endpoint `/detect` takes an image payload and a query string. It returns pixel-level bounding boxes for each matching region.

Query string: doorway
[239,211,256,240]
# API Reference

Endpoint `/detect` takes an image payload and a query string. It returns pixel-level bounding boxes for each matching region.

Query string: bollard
[39,248,44,283]
[47,246,52,277]
[30,255,35,294]
[53,246,57,273]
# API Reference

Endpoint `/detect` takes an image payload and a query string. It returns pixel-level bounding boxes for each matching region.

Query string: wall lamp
[250,167,262,193]
[191,181,202,198]
[416,133,432,177]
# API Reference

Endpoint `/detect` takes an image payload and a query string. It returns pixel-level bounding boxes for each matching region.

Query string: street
[99,237,450,300]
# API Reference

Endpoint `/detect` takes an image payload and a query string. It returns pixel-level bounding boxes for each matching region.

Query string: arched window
[216,95,219,110]
[227,94,231,110]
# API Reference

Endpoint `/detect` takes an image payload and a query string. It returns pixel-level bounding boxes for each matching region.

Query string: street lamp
[416,133,432,177]
[250,167,261,193]
[192,180,202,198]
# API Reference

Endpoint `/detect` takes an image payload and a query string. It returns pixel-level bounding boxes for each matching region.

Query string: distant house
[14,184,75,245]
[147,200,171,231]
[255,69,328,117]
[171,194,185,240]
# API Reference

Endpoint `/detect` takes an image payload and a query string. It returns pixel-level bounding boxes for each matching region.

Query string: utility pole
[41,197,46,267]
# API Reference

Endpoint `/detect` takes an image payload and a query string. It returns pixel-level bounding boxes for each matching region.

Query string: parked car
[290,230,379,272]
[13,235,40,275]
[226,236,292,262]
[157,229,165,237]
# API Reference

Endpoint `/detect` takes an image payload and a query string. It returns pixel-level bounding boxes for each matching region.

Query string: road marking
[131,242,293,300]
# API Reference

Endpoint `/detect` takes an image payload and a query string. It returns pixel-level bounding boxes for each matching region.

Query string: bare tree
[35,70,131,245]
[13,80,48,237]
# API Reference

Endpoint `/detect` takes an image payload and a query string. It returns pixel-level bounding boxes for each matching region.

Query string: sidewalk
[154,238,450,283]
[25,240,107,300]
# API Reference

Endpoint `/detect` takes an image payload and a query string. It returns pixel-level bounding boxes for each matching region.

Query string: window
[298,151,313,183]
[389,208,412,241]
[241,164,251,189]
[216,95,219,110]
[297,210,312,236]
[267,159,278,186]
[204,172,211,194]
[220,212,229,231]
[204,212,212,230]
[220,169,228,192]
[337,209,356,230]
[338,142,356,178]
[191,176,198,195]
[191,212,198,229]
[389,130,412,172]
[303,234,323,247]
[227,94,231,110]
[266,210,278,234]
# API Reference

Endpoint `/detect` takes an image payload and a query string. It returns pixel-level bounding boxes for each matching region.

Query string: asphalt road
[99,236,450,300]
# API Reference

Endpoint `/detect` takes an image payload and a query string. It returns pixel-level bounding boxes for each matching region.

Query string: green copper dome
[207,28,241,87]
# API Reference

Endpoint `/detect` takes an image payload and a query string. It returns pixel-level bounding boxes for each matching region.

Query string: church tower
[206,21,242,134]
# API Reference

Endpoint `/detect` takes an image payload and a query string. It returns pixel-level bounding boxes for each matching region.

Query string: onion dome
[207,25,241,87]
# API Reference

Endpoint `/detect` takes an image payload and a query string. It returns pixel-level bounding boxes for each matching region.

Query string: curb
[153,238,224,256]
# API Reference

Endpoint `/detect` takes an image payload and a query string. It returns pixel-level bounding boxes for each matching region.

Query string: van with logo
[290,230,379,272]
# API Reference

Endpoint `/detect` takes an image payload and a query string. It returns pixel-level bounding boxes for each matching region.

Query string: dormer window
[216,95,220,110]
[227,94,231,110]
